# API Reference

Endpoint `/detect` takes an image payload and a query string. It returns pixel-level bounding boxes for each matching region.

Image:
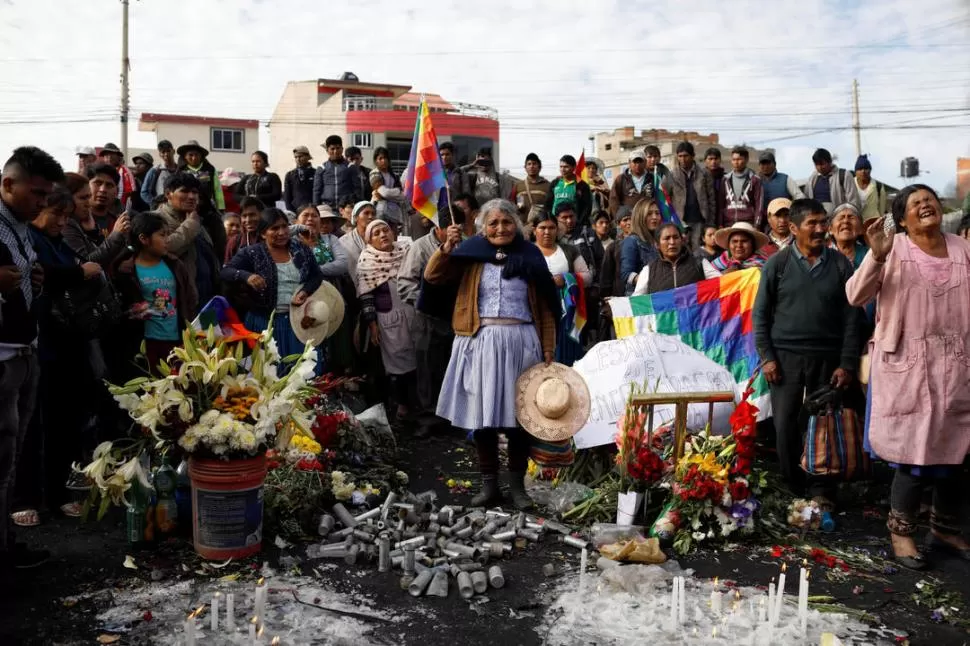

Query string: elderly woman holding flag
[426,199,560,509]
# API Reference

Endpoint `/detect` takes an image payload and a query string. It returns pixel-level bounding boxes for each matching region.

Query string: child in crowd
[115,212,197,372]
[223,212,241,240]
[369,169,406,226]
[693,224,721,262]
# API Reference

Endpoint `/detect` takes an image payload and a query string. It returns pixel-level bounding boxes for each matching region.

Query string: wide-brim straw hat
[714,221,769,250]
[515,362,591,442]
[177,139,209,157]
[291,281,345,346]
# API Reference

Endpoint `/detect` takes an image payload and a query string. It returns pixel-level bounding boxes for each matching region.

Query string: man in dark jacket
[0,146,64,571]
[609,148,668,218]
[462,147,514,207]
[753,198,860,507]
[556,201,603,281]
[436,142,466,224]
[284,145,316,212]
[545,155,592,226]
[704,147,726,221]
[663,141,716,250]
[313,135,362,209]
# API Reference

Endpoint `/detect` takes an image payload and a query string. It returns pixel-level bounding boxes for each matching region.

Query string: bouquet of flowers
[654,377,767,554]
[75,323,318,517]
[614,401,670,492]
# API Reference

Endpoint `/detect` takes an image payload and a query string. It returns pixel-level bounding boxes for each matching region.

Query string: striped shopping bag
[801,402,871,481]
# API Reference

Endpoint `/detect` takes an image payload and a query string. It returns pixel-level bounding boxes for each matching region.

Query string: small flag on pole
[576,150,588,184]
[191,296,260,345]
[654,175,683,228]
[403,99,447,221]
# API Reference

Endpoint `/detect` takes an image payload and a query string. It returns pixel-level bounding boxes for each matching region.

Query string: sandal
[10,509,40,527]
[890,535,928,571]
[59,502,83,518]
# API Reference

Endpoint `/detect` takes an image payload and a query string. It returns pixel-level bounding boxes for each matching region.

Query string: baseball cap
[767,197,792,216]
[293,145,312,156]
[628,149,646,162]
[758,151,776,164]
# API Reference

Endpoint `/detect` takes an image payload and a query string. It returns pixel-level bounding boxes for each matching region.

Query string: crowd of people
[0,132,967,576]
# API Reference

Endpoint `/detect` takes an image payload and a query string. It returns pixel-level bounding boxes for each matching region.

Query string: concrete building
[137,113,260,171]
[268,73,500,175]
[593,127,774,184]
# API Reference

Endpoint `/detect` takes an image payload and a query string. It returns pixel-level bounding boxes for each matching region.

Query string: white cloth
[543,246,570,276]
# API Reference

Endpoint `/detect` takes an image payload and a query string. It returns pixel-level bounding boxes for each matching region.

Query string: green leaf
[158,360,171,377]
[139,339,147,358]
[96,493,113,521]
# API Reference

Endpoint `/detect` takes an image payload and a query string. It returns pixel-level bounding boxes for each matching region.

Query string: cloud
[0,0,967,192]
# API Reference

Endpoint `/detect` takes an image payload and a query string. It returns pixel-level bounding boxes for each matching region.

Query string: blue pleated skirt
[437,323,542,431]
[245,311,326,377]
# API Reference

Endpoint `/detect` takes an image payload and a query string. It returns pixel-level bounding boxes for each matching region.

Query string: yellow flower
[446,478,457,488]
[683,452,729,482]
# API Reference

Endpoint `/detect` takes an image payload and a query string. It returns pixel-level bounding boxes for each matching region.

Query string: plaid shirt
[0,198,35,305]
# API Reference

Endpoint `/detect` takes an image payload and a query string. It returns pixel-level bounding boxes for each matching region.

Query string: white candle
[669,577,678,628]
[226,593,235,631]
[773,566,787,627]
[579,548,588,590]
[678,577,686,624]
[798,567,809,635]
[185,614,195,646]
[766,582,775,623]
[211,593,220,632]
[759,594,767,623]
[710,578,721,615]
[254,579,266,623]
[249,617,257,644]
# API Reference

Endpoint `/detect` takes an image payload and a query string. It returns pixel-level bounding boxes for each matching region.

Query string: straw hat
[714,221,769,250]
[515,362,591,442]
[291,281,345,346]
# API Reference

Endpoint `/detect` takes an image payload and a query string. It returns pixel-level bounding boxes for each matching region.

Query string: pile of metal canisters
[305,490,590,599]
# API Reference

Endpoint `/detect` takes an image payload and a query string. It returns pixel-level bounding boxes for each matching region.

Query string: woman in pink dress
[846,184,970,570]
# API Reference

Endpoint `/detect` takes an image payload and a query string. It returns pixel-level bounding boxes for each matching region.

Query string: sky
[0,0,968,194]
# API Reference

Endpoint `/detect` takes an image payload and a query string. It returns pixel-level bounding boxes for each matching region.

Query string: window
[211,128,244,152]
[343,96,377,111]
[351,132,372,148]
[605,143,612,151]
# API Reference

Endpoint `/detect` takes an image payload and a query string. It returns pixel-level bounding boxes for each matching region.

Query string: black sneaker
[13,544,50,569]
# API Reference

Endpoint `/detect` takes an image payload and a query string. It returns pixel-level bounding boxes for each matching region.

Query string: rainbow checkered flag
[608,268,771,418]
[403,99,447,222]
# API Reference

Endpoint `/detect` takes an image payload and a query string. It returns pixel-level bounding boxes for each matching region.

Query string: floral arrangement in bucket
[75,323,319,517]
[650,376,767,554]
[612,385,671,525]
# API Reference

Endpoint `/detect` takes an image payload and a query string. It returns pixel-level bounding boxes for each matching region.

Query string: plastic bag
[590,523,646,548]
[547,481,593,515]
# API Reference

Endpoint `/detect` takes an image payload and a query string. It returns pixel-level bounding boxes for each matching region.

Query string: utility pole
[851,79,861,159]
[120,0,130,159]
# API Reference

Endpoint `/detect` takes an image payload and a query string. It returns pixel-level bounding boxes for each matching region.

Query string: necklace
[495,250,507,261]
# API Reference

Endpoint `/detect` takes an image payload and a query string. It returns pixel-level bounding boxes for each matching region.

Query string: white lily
[73,441,120,489]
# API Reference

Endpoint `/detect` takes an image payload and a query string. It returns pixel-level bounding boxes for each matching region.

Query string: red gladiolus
[296,457,324,471]
[770,545,784,558]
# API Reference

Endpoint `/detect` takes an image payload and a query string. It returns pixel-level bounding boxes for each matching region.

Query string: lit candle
[226,593,235,631]
[766,580,775,623]
[798,565,810,635]
[254,578,266,623]
[710,577,722,615]
[185,613,195,646]
[271,637,281,646]
[211,592,220,632]
[678,576,686,625]
[249,616,257,644]
[773,563,787,627]
[257,625,265,644]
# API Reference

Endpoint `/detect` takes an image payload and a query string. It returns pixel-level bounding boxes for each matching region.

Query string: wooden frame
[628,391,736,463]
